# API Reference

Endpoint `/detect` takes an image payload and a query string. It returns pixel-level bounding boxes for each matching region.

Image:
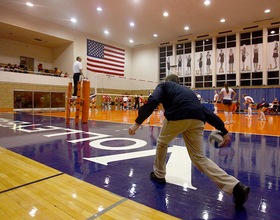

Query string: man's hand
[220,133,230,147]
[129,123,140,135]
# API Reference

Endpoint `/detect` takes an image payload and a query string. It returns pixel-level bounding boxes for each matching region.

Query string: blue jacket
[135,81,228,135]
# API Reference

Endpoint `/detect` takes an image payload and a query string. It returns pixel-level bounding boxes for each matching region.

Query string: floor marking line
[0,172,64,194]
[87,198,128,220]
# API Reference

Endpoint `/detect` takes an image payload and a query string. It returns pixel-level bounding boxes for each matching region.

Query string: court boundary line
[86,197,128,220]
[0,172,64,194]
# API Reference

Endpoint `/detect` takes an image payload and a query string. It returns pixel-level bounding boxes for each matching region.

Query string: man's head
[76,56,82,62]
[164,74,179,84]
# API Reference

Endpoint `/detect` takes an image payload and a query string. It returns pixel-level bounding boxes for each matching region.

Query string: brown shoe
[233,182,250,208]
[150,172,166,184]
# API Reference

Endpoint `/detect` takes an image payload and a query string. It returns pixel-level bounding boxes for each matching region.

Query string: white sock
[225,112,229,122]
[229,112,233,122]
[160,110,164,122]
[248,107,252,116]
[214,107,217,113]
[261,112,265,119]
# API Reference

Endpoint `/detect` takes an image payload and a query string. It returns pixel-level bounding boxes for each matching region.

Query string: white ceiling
[0,0,280,48]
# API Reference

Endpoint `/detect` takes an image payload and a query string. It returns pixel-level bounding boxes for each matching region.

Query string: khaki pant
[154,118,239,195]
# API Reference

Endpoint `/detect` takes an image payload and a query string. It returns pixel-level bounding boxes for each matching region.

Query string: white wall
[0,70,69,86]
[0,38,53,70]
[132,45,159,82]
[52,43,74,75]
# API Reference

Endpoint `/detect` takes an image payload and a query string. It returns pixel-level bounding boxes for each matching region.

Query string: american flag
[87,39,125,76]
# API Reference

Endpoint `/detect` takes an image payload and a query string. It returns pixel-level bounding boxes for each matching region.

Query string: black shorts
[223,99,232,105]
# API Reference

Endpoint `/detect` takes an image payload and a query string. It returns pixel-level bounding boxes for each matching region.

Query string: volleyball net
[87,71,159,98]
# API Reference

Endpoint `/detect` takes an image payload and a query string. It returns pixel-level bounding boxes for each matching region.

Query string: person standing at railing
[38,63,43,72]
[72,56,84,98]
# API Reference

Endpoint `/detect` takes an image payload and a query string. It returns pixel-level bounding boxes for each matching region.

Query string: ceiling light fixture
[97,7,102,11]
[130,22,135,27]
[271,30,275,34]
[104,30,109,34]
[163,12,169,17]
[264,9,270,13]
[204,0,210,5]
[71,18,77,23]
[129,39,134,43]
[26,2,33,7]
[220,18,225,23]
[184,26,189,30]
[153,34,158,37]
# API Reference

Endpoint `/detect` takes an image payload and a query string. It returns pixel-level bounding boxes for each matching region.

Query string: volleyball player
[219,83,236,124]
[242,94,254,117]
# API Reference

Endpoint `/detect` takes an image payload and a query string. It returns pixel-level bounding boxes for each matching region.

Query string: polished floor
[0,109,279,219]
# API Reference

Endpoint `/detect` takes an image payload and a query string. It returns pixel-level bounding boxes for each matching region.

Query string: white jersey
[197,94,201,100]
[214,94,218,102]
[244,96,254,103]
[220,88,234,100]
[73,61,82,73]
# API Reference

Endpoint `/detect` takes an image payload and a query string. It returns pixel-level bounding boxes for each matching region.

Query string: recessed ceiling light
[163,12,169,17]
[204,0,210,5]
[130,22,135,27]
[26,2,33,7]
[264,9,270,13]
[71,18,77,23]
[104,30,109,34]
[153,34,158,37]
[220,18,225,23]
[97,7,102,11]
[129,39,134,43]
[184,26,189,30]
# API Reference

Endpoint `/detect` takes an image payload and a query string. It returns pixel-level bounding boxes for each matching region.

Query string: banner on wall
[267,41,279,71]
[185,54,191,76]
[216,49,226,74]
[251,44,263,72]
[176,55,184,77]
[195,52,203,76]
[240,45,251,72]
[204,51,212,75]
[226,47,236,74]
[166,56,174,76]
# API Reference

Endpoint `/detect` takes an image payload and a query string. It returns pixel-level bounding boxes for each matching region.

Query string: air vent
[253,18,273,23]
[197,34,209,38]
[219,30,232,34]
[178,33,192,38]
[134,44,144,47]
[160,42,170,45]
[271,21,280,25]
[34,38,42,41]
[177,38,188,42]
[243,25,258,30]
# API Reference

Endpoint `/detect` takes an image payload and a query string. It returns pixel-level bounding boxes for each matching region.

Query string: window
[240,30,263,86]
[159,46,173,81]
[267,27,280,85]
[175,42,192,87]
[195,39,213,88]
[216,34,236,87]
